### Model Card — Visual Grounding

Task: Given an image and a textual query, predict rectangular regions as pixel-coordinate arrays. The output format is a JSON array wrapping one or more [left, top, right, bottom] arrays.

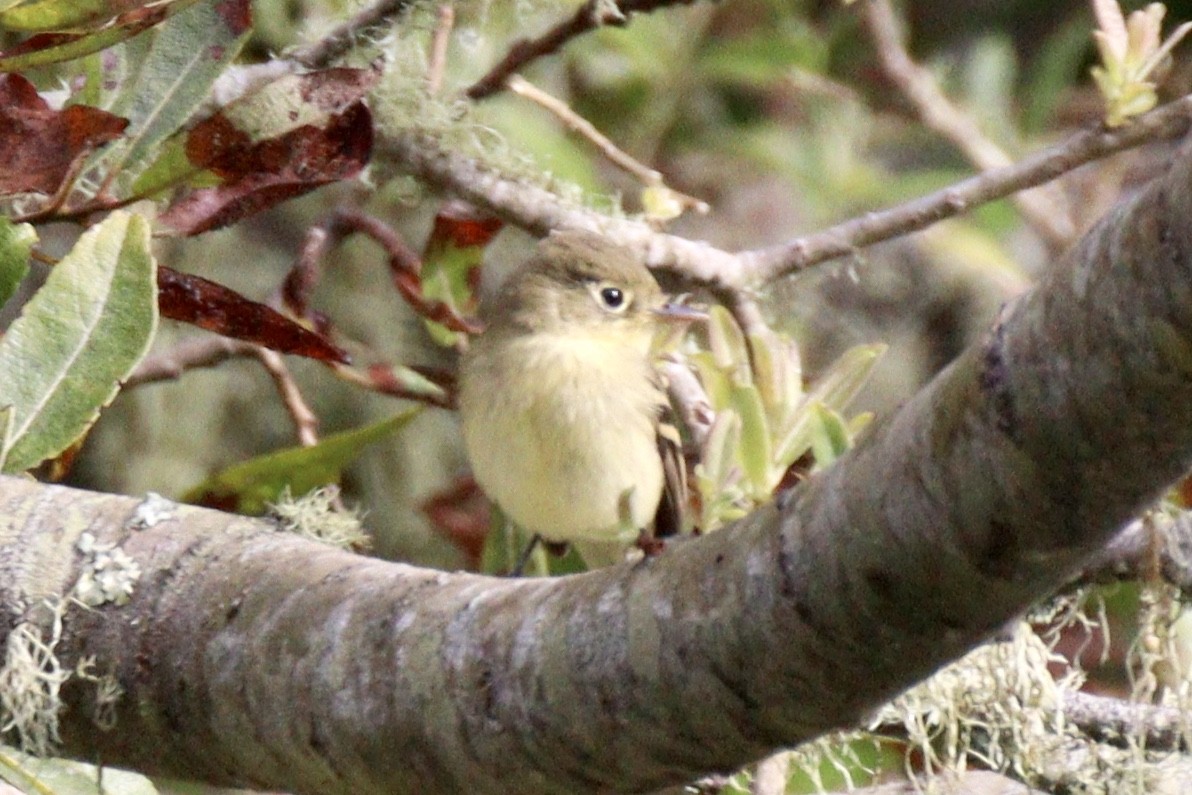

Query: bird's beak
[[653, 303, 707, 324]]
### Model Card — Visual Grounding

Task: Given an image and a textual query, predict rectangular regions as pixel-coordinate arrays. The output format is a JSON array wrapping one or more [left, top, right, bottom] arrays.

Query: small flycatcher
[[458, 230, 696, 568]]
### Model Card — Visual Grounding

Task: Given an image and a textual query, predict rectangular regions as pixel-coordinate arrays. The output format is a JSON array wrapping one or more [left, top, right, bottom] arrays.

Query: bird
[[457, 230, 699, 569]]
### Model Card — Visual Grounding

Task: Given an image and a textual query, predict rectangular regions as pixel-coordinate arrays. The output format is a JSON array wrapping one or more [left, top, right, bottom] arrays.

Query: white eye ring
[[590, 282, 631, 313]]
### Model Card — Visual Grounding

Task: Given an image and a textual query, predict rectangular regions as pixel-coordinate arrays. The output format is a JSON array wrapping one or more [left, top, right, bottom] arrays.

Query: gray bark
[[6, 141, 1192, 794]]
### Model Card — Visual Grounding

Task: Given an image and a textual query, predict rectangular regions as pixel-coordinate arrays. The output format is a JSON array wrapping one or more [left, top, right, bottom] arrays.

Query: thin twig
[[862, 0, 1074, 249], [124, 337, 253, 388], [1068, 511, 1192, 591], [332, 362, 454, 409], [746, 93, 1192, 285], [1061, 690, 1192, 752], [660, 356, 714, 450], [507, 74, 708, 216], [251, 347, 320, 446], [327, 209, 483, 335], [465, 0, 701, 100], [380, 94, 1192, 289], [278, 224, 332, 322], [290, 0, 413, 69], [426, 5, 455, 95]]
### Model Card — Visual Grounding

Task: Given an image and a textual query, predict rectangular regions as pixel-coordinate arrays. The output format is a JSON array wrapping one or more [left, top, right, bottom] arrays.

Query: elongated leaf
[[705, 303, 750, 374], [808, 403, 853, 470], [729, 381, 773, 496], [156, 267, 350, 363], [775, 343, 885, 466], [131, 64, 379, 199], [184, 408, 421, 514], [0, 218, 35, 307], [74, 30, 152, 110], [0, 0, 161, 32], [748, 330, 803, 426], [687, 349, 734, 409], [0, 407, 12, 471], [0, 212, 158, 473], [0, 4, 176, 70], [158, 101, 373, 235], [102, 0, 251, 181], [0, 744, 159, 795]]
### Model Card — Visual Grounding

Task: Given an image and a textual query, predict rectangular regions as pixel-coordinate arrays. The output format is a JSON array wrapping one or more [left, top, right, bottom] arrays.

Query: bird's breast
[[459, 331, 665, 540]]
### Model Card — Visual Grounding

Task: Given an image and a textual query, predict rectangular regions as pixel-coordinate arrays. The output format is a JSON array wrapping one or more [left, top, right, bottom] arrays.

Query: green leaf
[[688, 350, 734, 410], [0, 407, 12, 472], [0, 0, 159, 32], [729, 381, 773, 497], [100, 0, 251, 183], [0, 1, 199, 70], [705, 304, 750, 375], [747, 330, 802, 426], [0, 744, 159, 795], [700, 409, 741, 490], [0, 211, 157, 473], [419, 209, 501, 347], [808, 403, 852, 470], [774, 343, 885, 467], [0, 217, 35, 308], [182, 408, 421, 514], [73, 32, 151, 110]]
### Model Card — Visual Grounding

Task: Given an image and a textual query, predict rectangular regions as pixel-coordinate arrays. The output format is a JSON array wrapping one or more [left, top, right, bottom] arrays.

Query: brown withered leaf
[[158, 101, 373, 235], [0, 73, 128, 197], [428, 203, 505, 250], [421, 476, 493, 569], [157, 266, 350, 363]]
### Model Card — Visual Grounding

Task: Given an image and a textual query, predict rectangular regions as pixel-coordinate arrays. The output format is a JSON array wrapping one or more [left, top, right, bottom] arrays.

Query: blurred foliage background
[[66, 0, 1190, 571], [0, 0, 1188, 791]]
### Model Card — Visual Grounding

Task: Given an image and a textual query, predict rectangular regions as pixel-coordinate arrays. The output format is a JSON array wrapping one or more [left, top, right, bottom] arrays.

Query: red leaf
[[428, 203, 504, 249], [214, 0, 252, 33], [157, 267, 350, 363], [421, 477, 492, 568], [159, 101, 373, 234], [0, 73, 128, 196]]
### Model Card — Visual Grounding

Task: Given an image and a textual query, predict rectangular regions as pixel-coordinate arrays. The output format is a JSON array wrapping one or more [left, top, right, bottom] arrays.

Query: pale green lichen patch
[[74, 657, 123, 731], [269, 486, 369, 551], [125, 492, 175, 531], [0, 601, 68, 755], [73, 532, 141, 608]]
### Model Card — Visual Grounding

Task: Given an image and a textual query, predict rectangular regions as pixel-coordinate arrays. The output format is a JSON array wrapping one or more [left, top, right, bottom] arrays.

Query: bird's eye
[[600, 286, 625, 309], [588, 281, 632, 313]]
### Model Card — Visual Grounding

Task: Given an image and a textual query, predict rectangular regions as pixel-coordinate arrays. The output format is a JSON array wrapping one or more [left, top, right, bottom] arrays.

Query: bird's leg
[[511, 533, 544, 577], [617, 487, 664, 557], [635, 528, 666, 557]]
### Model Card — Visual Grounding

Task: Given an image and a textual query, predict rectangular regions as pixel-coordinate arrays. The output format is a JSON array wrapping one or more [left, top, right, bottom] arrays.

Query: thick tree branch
[[6, 138, 1192, 793]]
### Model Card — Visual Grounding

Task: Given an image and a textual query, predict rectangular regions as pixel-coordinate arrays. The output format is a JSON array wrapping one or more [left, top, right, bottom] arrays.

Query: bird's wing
[[654, 403, 687, 539]]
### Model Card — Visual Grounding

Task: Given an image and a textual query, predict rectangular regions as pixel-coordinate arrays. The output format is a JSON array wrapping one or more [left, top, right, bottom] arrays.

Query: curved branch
[[7, 137, 1192, 793]]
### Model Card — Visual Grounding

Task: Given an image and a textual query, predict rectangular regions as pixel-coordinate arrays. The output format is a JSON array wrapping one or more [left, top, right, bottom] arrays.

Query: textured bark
[[5, 146, 1192, 793]]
